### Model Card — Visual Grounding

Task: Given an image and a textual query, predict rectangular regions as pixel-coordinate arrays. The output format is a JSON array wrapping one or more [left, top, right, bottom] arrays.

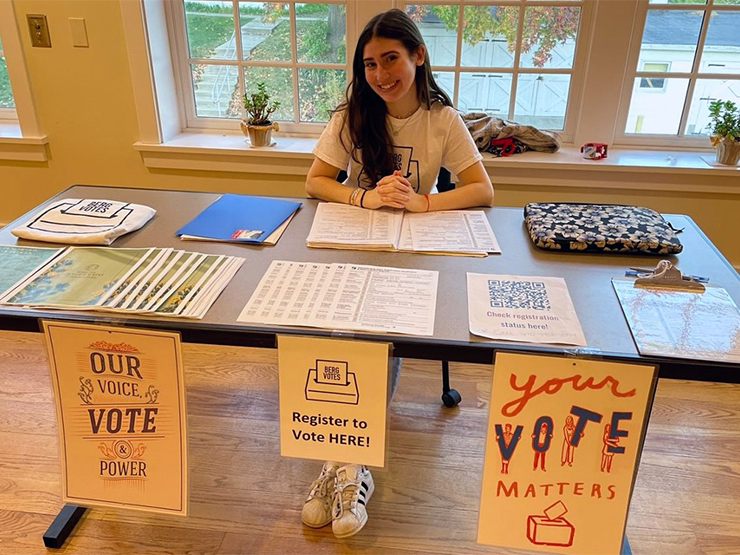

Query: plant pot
[[715, 138, 740, 166], [240, 121, 279, 147]]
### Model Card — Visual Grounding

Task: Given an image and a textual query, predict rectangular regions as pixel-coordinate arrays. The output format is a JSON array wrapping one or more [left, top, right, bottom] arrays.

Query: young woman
[[301, 9, 494, 539], [306, 9, 494, 212]]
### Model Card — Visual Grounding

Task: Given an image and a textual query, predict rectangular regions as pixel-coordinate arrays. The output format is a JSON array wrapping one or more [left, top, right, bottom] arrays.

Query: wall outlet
[[27, 14, 51, 48]]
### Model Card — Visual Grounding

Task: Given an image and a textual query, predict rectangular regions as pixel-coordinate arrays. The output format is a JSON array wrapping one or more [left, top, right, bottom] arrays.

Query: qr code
[[488, 280, 551, 310]]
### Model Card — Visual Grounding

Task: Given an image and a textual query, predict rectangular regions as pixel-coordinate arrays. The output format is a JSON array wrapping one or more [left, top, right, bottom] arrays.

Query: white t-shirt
[[313, 103, 483, 195], [11, 198, 156, 245]]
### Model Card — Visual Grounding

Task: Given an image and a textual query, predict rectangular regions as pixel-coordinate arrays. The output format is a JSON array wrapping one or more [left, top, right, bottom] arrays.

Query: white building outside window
[[620, 0, 740, 143], [400, 1, 588, 138]]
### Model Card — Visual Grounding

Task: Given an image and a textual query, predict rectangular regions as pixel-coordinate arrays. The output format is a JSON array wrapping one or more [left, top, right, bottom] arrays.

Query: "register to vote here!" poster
[[478, 352, 656, 554], [277, 335, 390, 467]]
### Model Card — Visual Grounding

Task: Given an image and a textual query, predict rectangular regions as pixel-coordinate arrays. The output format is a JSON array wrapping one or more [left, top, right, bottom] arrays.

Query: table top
[[1, 184, 739, 382]]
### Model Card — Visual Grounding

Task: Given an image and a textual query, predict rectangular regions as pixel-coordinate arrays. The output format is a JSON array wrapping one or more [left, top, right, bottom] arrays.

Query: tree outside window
[[0, 31, 17, 110], [183, 1, 346, 125]]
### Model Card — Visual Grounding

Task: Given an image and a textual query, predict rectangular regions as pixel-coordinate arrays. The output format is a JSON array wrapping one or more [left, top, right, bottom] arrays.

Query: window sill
[[134, 132, 315, 175], [134, 131, 740, 194], [0, 123, 49, 162]]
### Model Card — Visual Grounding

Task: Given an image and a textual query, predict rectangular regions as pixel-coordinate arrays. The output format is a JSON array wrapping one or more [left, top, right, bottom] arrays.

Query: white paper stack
[[238, 260, 439, 336]]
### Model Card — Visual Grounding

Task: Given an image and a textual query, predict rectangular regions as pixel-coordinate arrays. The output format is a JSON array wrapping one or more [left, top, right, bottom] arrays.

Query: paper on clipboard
[[612, 278, 740, 363]]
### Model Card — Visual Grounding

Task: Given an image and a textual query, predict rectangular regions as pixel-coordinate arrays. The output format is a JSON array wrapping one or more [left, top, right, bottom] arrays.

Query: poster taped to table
[[478, 352, 656, 554], [278, 335, 391, 467], [43, 321, 188, 515]]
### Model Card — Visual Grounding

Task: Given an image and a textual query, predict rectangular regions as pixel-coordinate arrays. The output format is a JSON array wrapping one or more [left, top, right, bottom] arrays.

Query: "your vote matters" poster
[[478, 352, 656, 554], [43, 321, 188, 515]]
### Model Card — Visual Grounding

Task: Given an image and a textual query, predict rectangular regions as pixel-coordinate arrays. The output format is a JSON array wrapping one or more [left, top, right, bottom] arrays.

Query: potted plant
[[708, 100, 740, 166], [241, 82, 281, 147]]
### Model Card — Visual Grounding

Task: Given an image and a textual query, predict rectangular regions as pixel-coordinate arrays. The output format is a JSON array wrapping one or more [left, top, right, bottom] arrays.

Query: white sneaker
[[301, 461, 340, 528], [332, 464, 375, 538]]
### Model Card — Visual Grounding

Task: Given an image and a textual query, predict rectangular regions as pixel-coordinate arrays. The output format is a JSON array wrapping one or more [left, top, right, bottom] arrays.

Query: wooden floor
[[0, 331, 739, 555]]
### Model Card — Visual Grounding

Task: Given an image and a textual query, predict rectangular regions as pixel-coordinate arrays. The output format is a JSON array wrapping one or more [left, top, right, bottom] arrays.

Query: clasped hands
[[362, 171, 427, 212]]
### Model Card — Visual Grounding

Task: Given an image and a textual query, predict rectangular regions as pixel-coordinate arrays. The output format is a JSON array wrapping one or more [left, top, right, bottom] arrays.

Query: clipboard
[[612, 261, 740, 364]]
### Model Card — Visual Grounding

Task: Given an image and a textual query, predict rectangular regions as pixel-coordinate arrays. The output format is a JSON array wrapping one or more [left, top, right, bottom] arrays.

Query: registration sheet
[[467, 273, 587, 346], [613, 278, 740, 363], [406, 211, 501, 255], [238, 260, 438, 336], [306, 203, 404, 249]]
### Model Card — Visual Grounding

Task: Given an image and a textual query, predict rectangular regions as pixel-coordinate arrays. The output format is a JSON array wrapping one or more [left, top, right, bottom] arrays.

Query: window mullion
[[169, 0, 197, 130], [677, 5, 711, 137], [233, 1, 245, 121], [453, 1, 464, 107], [290, 2, 300, 124], [508, 1, 527, 120]]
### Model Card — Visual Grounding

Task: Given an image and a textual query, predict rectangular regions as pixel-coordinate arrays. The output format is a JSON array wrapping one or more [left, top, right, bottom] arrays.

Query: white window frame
[[0, 0, 47, 161], [615, 0, 740, 148], [397, 0, 595, 144], [165, 0, 355, 135]]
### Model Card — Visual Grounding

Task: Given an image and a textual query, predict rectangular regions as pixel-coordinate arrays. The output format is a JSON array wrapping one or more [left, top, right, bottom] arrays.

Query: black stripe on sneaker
[[358, 499, 366, 506], [361, 482, 368, 491], [359, 490, 366, 498]]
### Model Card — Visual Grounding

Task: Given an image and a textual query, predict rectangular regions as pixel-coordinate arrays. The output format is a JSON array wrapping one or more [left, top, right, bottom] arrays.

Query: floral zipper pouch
[[524, 203, 683, 255]]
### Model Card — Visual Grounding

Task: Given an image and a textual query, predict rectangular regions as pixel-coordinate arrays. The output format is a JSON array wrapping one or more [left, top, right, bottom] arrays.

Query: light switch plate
[[69, 17, 88, 47], [27, 14, 51, 48]]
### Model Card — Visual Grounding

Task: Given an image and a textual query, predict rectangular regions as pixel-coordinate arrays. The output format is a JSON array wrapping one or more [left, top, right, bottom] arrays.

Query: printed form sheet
[[406, 211, 501, 254], [238, 260, 438, 336], [613, 278, 740, 363], [306, 203, 404, 247]]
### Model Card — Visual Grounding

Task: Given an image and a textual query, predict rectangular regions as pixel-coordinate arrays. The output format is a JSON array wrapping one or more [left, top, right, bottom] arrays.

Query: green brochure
[[5, 247, 151, 308], [0, 246, 65, 297], [155, 255, 224, 314]]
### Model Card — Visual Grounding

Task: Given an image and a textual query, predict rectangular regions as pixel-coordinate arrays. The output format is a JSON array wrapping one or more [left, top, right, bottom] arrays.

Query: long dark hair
[[336, 9, 452, 188]]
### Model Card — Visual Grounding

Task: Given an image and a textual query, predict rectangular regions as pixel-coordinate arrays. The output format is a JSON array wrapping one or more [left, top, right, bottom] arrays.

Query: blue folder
[[176, 194, 301, 244]]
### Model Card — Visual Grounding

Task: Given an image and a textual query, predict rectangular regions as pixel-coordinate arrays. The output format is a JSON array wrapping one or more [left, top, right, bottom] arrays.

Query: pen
[[625, 269, 710, 283]]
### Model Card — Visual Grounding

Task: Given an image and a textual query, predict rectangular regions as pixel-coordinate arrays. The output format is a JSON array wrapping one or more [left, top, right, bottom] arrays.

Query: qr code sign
[[488, 280, 551, 310]]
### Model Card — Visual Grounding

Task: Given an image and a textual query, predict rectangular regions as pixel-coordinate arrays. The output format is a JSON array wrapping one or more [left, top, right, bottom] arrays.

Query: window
[[622, 0, 740, 141], [0, 28, 17, 120], [400, 1, 589, 135], [169, 1, 349, 132], [639, 62, 669, 90]]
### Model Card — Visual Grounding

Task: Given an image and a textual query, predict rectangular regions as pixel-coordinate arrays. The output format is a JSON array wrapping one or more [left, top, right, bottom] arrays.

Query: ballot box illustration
[[526, 501, 575, 547], [305, 360, 359, 405]]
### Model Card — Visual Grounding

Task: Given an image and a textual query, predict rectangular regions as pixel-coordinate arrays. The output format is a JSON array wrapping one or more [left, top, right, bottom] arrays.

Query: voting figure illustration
[[305, 360, 360, 405], [560, 415, 584, 467], [601, 423, 620, 473], [495, 423, 520, 474], [532, 417, 553, 471]]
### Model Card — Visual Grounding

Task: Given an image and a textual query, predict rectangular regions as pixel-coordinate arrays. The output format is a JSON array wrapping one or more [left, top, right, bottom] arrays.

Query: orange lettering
[[502, 373, 636, 417]]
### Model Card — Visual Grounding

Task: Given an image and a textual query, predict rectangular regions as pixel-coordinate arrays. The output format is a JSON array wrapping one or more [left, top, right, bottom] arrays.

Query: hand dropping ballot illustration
[[478, 352, 656, 554]]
